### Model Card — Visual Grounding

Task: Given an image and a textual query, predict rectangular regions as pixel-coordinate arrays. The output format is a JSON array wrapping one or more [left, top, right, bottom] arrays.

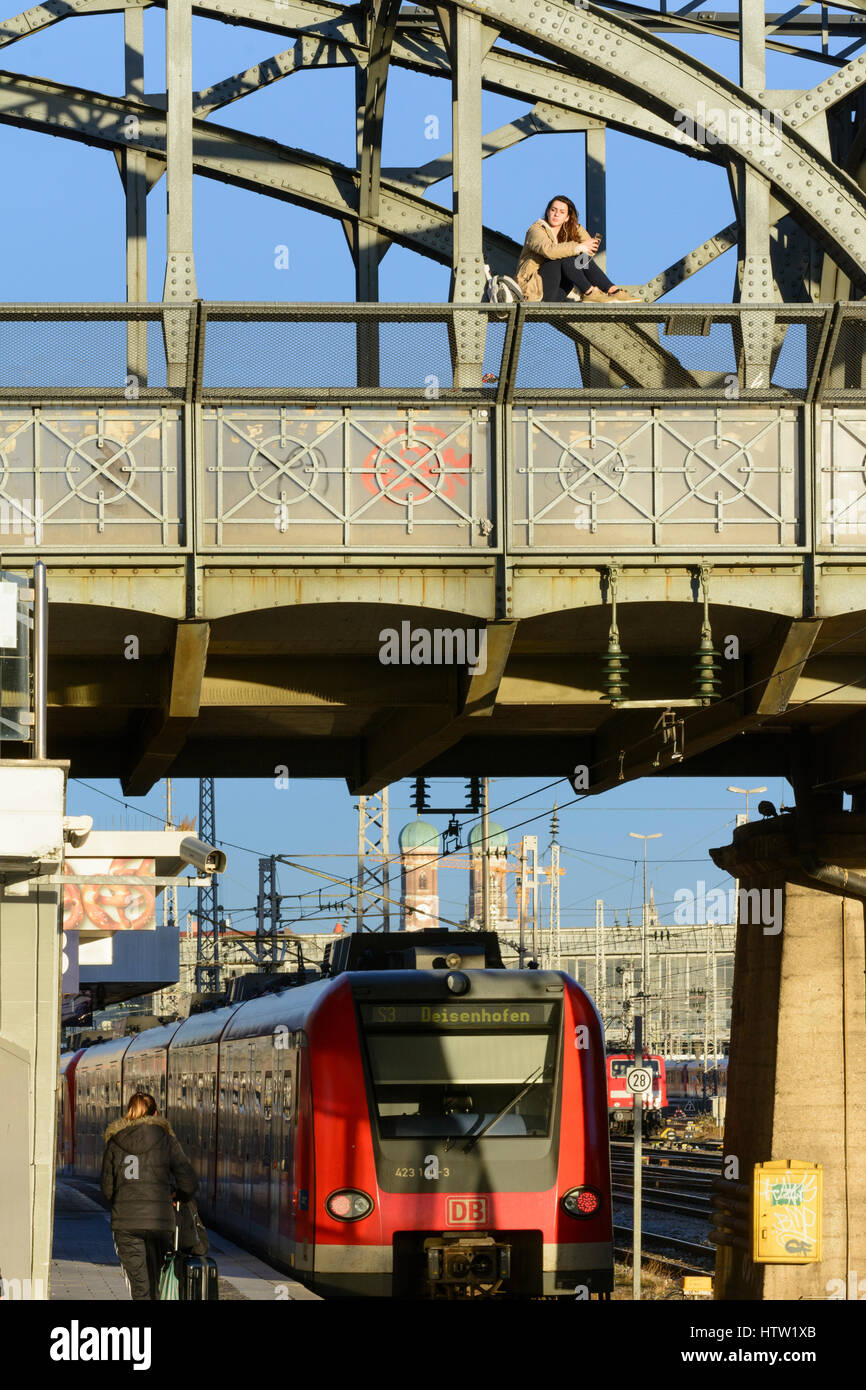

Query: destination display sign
[[361, 1002, 556, 1028]]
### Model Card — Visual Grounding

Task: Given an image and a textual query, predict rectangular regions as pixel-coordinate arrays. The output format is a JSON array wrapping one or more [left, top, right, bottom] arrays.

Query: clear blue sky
[[0, 4, 840, 928]]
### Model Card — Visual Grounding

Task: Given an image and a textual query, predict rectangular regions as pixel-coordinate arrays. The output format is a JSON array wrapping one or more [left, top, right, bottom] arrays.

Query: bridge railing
[[0, 303, 861, 555], [0, 302, 861, 403]]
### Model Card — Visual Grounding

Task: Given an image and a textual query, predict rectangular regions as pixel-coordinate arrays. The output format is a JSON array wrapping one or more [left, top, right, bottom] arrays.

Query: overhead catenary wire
[[70, 634, 866, 926]]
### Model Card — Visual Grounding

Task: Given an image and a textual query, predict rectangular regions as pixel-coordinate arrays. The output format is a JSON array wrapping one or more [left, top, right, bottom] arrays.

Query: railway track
[[610, 1149, 718, 1219], [613, 1225, 715, 1278], [612, 1185, 712, 1218], [610, 1140, 724, 1171]]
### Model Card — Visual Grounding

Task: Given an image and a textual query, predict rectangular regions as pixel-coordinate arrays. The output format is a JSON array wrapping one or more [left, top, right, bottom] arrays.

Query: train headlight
[[326, 1189, 374, 1222], [561, 1186, 603, 1219], [446, 971, 470, 995]]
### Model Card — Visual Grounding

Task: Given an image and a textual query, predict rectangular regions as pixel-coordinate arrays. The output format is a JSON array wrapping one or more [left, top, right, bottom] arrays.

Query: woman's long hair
[[544, 194, 581, 244], [126, 1092, 157, 1120]]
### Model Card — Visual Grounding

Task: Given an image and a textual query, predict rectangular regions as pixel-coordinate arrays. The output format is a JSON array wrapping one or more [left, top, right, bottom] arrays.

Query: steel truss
[[0, 1, 864, 392]]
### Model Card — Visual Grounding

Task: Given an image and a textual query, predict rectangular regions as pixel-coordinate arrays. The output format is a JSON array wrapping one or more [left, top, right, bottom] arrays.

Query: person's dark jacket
[[100, 1115, 197, 1232]]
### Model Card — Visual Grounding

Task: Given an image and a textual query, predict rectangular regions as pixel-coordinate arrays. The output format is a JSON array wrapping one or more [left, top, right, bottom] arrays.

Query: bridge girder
[[1, 0, 866, 304]]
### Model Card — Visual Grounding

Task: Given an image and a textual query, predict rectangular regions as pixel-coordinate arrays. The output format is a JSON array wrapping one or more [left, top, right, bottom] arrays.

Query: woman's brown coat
[[514, 218, 591, 302]]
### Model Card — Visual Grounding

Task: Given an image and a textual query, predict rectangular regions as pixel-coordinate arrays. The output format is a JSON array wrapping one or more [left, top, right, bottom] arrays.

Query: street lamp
[[629, 831, 662, 1047], [727, 785, 767, 825]]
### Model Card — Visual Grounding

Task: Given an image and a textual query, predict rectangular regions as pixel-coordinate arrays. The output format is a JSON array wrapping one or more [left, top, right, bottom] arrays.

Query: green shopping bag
[[159, 1253, 180, 1301]]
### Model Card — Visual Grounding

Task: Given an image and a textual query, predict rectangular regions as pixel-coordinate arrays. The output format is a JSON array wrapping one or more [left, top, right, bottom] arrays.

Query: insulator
[[465, 776, 481, 812], [601, 642, 629, 702], [411, 776, 429, 812], [692, 633, 722, 702]]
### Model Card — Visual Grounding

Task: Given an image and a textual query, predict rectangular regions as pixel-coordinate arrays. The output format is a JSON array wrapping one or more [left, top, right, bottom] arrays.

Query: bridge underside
[[0, 301, 859, 800], [40, 577, 866, 797]]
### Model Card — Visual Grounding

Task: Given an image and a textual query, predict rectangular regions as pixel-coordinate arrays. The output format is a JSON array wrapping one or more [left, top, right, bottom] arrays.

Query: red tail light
[[561, 1186, 602, 1219]]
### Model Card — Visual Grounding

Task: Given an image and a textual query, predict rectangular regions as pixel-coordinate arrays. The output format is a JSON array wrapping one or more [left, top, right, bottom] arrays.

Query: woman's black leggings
[[540, 256, 615, 301]]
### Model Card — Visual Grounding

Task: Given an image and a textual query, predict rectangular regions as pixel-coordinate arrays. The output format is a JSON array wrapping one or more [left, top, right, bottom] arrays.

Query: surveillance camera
[[179, 836, 227, 874]]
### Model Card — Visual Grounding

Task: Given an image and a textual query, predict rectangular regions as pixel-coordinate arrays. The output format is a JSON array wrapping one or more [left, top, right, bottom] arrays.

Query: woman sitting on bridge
[[514, 195, 638, 303]]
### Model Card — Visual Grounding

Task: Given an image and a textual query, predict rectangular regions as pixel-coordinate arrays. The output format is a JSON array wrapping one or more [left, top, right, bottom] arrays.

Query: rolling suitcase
[[180, 1253, 219, 1301], [161, 1204, 219, 1300]]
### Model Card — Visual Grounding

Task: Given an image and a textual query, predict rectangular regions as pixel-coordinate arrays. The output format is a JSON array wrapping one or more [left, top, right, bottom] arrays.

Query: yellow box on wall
[[753, 1160, 822, 1263]]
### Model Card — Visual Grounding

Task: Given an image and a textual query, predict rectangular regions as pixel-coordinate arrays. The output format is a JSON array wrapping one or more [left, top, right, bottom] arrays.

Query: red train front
[[301, 944, 613, 1296], [62, 931, 613, 1299], [606, 1052, 667, 1133]]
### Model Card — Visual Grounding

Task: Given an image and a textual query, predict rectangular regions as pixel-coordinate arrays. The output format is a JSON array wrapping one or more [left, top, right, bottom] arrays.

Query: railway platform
[[50, 1181, 320, 1302]]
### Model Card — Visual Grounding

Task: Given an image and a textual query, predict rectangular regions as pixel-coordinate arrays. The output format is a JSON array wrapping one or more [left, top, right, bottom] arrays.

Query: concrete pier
[[710, 812, 866, 1299]]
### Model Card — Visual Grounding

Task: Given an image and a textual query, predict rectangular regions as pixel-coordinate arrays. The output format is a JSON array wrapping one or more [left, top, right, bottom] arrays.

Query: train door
[[240, 1067, 249, 1222], [238, 1069, 249, 1231], [264, 1060, 279, 1257], [215, 1062, 229, 1210], [281, 1048, 299, 1255], [228, 1067, 242, 1216]]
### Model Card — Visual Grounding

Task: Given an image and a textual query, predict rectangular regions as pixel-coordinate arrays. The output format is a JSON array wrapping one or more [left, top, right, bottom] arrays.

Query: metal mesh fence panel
[[200, 309, 507, 396], [512, 308, 824, 397], [0, 314, 173, 394], [823, 307, 866, 401]]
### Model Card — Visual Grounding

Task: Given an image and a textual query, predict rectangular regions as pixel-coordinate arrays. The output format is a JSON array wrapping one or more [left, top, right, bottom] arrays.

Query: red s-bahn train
[[59, 932, 614, 1299]]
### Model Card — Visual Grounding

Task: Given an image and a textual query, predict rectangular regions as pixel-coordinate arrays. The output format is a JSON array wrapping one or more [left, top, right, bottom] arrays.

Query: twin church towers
[[398, 819, 510, 931]]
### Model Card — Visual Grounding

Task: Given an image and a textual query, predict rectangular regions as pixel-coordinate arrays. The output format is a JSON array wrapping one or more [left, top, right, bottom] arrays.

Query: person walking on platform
[[514, 194, 638, 303], [101, 1091, 198, 1300]]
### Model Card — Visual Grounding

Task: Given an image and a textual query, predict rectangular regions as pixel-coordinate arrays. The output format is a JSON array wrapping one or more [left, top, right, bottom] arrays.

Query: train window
[[361, 1004, 560, 1140], [610, 1058, 661, 1077]]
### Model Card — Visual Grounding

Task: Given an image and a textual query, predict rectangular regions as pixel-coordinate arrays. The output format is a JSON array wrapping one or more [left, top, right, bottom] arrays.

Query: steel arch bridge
[[1, 2, 866, 808], [1, 0, 865, 316]]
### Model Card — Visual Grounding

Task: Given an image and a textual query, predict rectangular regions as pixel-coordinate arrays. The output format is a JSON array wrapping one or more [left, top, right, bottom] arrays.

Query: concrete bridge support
[[710, 813, 866, 1300], [0, 761, 67, 1300]]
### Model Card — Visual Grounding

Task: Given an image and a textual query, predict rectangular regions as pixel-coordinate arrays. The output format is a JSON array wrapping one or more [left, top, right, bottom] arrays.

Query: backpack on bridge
[[483, 265, 525, 306]]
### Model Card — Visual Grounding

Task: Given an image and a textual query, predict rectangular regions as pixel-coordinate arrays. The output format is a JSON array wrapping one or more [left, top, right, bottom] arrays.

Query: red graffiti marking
[[362, 426, 470, 501]]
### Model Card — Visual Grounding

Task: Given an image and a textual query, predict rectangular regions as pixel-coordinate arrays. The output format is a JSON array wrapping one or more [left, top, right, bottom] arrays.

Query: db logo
[[446, 1197, 488, 1226]]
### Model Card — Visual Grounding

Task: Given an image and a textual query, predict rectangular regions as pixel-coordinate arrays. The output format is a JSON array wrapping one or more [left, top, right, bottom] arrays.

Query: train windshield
[[609, 1058, 661, 1077], [359, 1001, 559, 1140]]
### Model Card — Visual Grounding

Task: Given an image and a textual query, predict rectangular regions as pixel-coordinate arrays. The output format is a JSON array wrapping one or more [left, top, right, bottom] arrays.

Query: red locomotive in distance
[[606, 1052, 667, 1134], [60, 932, 614, 1299]]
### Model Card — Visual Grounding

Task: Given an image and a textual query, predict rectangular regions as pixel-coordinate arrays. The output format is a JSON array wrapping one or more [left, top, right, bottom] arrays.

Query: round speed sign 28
[[626, 1066, 653, 1095]]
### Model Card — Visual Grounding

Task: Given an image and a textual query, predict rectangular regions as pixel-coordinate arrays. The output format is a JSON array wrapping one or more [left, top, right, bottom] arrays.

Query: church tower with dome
[[398, 819, 440, 930]]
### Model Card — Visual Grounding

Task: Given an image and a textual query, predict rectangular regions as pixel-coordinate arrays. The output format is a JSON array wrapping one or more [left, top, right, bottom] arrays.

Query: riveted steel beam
[[195, 37, 358, 117], [6, 0, 865, 312], [162, 0, 197, 394], [123, 4, 148, 386], [451, 0, 866, 288]]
